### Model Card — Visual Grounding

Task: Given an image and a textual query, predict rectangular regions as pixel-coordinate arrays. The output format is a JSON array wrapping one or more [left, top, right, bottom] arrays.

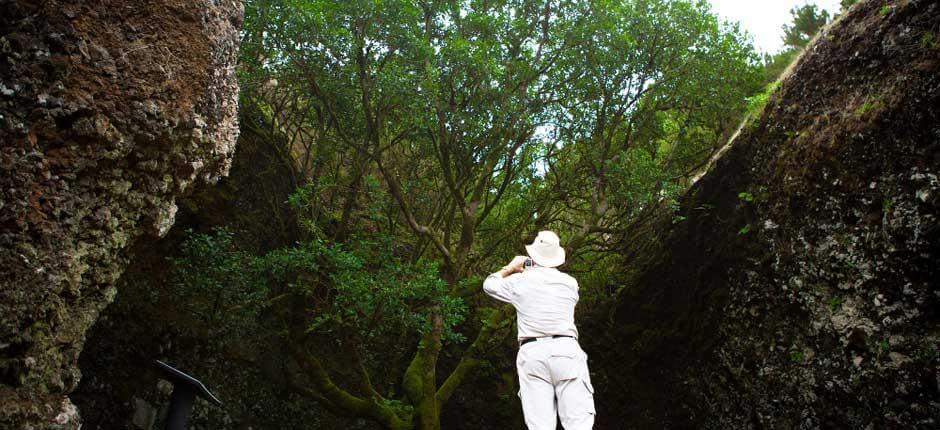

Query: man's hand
[[496, 255, 528, 278]]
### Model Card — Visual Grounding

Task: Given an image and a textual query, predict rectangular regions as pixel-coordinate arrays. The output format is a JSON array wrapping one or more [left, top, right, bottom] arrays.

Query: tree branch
[[435, 304, 514, 408]]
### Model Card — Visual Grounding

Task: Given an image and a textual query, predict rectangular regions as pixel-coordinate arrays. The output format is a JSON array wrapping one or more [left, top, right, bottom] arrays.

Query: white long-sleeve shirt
[[482, 266, 580, 341]]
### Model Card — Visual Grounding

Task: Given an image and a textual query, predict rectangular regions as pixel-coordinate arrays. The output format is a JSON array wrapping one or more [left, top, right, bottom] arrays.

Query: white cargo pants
[[516, 336, 595, 429]]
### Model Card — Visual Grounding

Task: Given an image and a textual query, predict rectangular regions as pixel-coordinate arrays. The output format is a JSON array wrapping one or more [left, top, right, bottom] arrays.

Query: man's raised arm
[[482, 255, 527, 303]]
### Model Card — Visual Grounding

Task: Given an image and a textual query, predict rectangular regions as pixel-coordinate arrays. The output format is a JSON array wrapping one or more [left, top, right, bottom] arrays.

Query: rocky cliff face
[[0, 1, 242, 427], [71, 118, 331, 429], [592, 0, 939, 427]]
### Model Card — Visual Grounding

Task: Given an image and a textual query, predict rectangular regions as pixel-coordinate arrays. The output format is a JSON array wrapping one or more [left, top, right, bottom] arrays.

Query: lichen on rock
[[0, 0, 243, 427]]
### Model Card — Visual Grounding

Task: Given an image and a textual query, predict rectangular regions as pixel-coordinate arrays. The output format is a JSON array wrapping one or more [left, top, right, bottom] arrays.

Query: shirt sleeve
[[482, 272, 520, 304]]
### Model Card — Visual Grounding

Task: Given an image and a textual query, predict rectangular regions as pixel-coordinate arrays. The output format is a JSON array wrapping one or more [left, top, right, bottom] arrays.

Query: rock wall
[[70, 114, 333, 429], [595, 0, 939, 428], [0, 1, 242, 427]]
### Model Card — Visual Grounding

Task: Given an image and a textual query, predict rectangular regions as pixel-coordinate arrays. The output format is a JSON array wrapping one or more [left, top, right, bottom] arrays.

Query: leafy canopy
[[171, 0, 765, 428]]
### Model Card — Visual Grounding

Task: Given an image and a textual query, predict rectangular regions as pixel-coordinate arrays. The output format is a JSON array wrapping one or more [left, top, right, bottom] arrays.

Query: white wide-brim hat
[[525, 230, 566, 268]]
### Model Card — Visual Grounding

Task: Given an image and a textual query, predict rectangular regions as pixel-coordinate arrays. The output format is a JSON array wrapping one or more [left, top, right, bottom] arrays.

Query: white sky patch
[[707, 0, 843, 54]]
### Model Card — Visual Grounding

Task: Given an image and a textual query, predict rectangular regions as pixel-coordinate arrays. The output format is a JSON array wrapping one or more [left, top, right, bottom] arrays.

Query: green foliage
[[761, 49, 799, 83], [854, 98, 883, 118], [921, 32, 937, 49], [828, 296, 843, 312], [876, 338, 890, 357], [856, 101, 874, 116], [738, 191, 754, 203], [170, 227, 469, 349], [783, 4, 831, 50], [761, 3, 831, 83], [737, 223, 752, 235], [840, 0, 859, 11], [233, 0, 766, 426], [863, 335, 891, 359], [378, 398, 415, 424], [262, 235, 467, 344], [790, 349, 806, 363], [746, 81, 781, 117], [168, 228, 266, 339], [879, 4, 891, 16], [541, 0, 763, 241], [883, 198, 894, 213]]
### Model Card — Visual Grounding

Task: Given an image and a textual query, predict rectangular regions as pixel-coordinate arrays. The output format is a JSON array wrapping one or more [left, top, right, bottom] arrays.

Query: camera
[[524, 258, 535, 268]]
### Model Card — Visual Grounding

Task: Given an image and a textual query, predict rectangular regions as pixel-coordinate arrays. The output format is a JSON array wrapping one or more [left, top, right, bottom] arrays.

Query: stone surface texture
[[0, 0, 242, 427], [590, 0, 940, 428]]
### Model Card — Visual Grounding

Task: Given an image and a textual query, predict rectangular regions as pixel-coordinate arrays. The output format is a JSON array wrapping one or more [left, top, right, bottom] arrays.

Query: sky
[[707, 0, 844, 54]]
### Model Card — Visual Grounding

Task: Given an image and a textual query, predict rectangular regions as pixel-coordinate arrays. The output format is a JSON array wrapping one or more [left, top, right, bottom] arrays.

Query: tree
[[762, 3, 832, 83], [537, 0, 761, 263], [196, 0, 764, 428], [782, 4, 831, 50]]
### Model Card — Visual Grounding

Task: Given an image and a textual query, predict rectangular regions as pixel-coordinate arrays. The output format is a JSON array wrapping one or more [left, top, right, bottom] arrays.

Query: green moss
[[877, 338, 890, 357], [921, 31, 938, 49], [882, 198, 894, 213], [743, 81, 782, 130], [828, 296, 843, 312], [402, 354, 425, 404], [746, 81, 781, 116], [854, 97, 884, 118]]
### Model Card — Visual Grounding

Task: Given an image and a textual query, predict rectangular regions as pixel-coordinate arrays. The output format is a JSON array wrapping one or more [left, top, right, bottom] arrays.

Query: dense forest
[[2, 0, 938, 429], [155, 1, 764, 427]]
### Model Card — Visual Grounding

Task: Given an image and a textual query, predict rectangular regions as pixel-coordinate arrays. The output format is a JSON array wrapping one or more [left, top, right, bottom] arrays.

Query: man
[[483, 231, 595, 429]]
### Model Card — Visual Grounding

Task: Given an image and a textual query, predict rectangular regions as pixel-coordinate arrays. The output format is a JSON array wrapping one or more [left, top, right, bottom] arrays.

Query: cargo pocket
[[584, 371, 596, 414], [575, 355, 596, 416], [549, 352, 580, 381], [573, 372, 596, 416], [583, 377, 595, 394]]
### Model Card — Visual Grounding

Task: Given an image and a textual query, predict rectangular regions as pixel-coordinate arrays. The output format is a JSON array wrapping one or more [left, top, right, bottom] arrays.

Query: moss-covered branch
[[436, 304, 515, 409], [400, 304, 446, 430], [344, 330, 383, 400], [292, 348, 410, 430]]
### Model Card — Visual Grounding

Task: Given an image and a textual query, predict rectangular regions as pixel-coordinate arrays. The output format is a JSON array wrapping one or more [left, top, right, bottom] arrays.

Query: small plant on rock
[[828, 296, 843, 312]]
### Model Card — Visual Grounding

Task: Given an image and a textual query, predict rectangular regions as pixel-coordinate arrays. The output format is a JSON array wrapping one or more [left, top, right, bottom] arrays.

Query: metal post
[[165, 385, 196, 430], [155, 360, 222, 430]]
